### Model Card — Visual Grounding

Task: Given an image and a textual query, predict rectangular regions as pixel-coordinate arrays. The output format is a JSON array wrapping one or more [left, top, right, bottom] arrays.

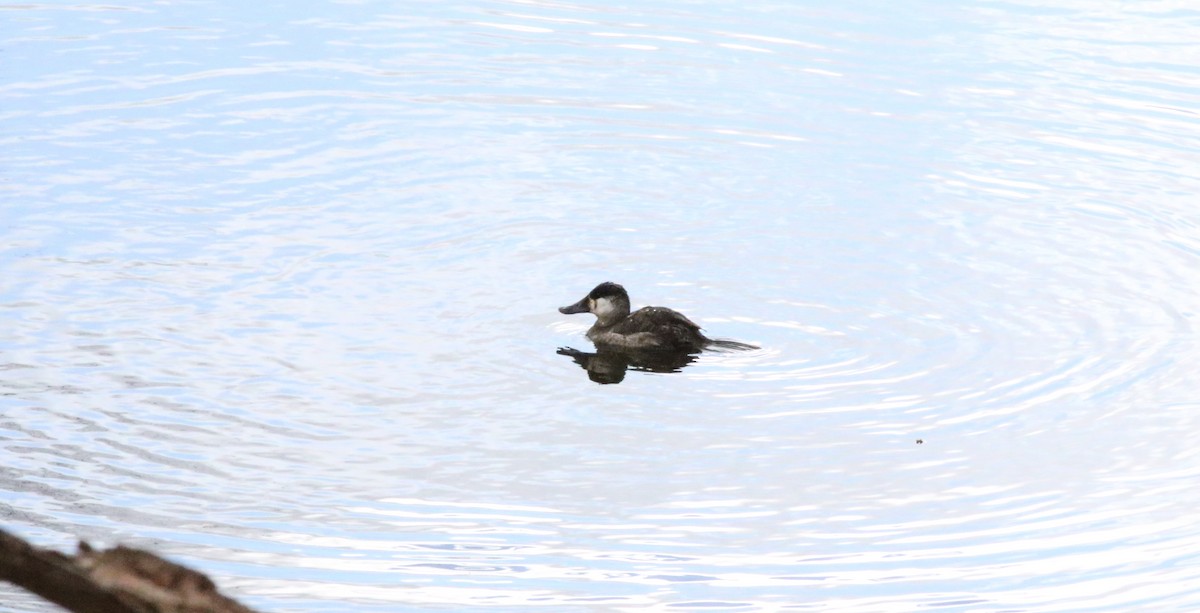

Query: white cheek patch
[[593, 297, 617, 319]]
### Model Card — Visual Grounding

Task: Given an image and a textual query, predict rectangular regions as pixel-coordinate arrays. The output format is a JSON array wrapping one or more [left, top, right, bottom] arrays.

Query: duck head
[[559, 281, 631, 327]]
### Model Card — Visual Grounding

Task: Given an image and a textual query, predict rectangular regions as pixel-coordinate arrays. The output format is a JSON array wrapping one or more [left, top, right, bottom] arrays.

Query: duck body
[[559, 282, 749, 352], [587, 305, 708, 352]]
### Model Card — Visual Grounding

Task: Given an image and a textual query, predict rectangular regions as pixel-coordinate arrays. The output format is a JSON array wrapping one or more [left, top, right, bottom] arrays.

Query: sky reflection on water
[[3, 0, 1200, 611]]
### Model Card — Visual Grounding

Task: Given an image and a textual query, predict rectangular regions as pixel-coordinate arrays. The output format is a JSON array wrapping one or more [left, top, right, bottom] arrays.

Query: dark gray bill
[[558, 297, 590, 314]]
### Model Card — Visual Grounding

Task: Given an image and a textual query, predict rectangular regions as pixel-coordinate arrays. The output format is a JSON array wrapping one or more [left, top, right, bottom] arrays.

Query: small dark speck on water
[[916, 439, 924, 445]]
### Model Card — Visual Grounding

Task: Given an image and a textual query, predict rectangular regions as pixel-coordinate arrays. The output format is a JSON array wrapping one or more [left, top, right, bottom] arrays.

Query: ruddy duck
[[558, 282, 758, 352]]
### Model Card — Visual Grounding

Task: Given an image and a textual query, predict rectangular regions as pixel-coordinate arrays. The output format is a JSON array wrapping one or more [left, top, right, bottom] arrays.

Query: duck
[[558, 282, 757, 352]]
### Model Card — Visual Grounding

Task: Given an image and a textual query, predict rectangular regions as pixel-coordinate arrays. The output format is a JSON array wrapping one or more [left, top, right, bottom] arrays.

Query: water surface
[[3, 1, 1200, 611]]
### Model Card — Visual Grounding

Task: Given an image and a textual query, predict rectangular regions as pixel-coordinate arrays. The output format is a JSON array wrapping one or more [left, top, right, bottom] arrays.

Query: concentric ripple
[[3, 1, 1200, 611]]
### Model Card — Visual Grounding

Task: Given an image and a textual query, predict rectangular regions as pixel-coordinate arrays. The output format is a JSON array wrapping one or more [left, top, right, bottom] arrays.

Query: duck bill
[[558, 296, 590, 314]]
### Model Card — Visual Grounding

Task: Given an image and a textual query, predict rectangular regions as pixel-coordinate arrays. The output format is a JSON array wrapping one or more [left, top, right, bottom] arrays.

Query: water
[[3, 1, 1200, 610]]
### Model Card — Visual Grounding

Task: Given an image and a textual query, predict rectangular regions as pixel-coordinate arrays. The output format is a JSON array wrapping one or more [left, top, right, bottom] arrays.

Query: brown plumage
[[558, 282, 757, 352]]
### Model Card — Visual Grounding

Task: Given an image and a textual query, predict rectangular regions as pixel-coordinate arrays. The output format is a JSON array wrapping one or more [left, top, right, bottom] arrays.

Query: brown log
[[0, 528, 260, 613]]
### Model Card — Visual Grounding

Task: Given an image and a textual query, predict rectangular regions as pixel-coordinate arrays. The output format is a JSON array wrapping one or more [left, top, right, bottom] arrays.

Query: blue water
[[4, 1, 1200, 611]]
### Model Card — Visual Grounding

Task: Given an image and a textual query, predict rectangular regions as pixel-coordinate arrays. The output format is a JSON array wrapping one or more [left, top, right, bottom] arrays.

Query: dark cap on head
[[588, 282, 626, 299]]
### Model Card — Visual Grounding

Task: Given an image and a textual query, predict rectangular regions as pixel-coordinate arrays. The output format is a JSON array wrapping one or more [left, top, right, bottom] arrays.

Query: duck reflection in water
[[557, 282, 758, 384]]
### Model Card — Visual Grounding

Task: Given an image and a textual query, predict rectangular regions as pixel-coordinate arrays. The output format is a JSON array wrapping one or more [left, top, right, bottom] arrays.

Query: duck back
[[591, 306, 707, 351]]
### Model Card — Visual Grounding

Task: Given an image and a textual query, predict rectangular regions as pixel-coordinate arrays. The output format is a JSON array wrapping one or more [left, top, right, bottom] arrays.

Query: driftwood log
[[0, 528, 259, 613]]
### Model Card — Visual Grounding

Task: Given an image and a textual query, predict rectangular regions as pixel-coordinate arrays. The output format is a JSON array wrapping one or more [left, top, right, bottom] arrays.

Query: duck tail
[[706, 338, 759, 351]]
